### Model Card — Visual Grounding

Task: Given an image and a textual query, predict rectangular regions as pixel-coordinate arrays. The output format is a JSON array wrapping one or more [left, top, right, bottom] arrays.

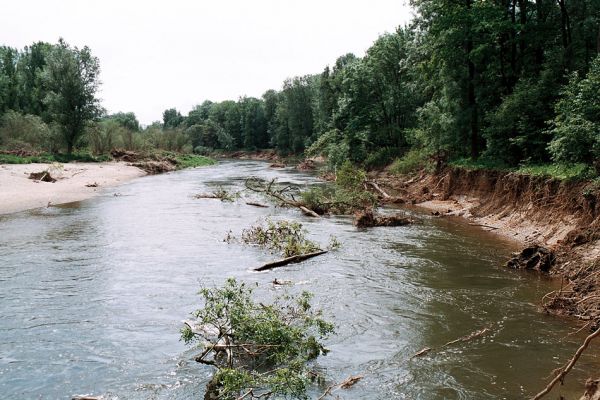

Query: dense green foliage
[[181, 278, 334, 400], [2, 1, 598, 173], [301, 161, 377, 214], [240, 219, 322, 257]]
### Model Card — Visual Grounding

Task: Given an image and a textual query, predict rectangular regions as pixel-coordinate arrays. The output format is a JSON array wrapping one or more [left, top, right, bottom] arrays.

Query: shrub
[[389, 148, 430, 175], [0, 110, 55, 152], [241, 219, 321, 257], [363, 147, 399, 170]]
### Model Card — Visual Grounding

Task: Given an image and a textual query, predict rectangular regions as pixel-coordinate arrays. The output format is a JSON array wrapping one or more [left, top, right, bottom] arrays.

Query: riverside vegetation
[[2, 0, 600, 177], [2, 1, 600, 398]]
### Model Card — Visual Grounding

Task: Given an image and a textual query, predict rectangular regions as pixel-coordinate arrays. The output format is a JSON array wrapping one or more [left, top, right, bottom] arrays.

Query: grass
[[0, 152, 111, 164], [450, 157, 596, 181], [173, 154, 216, 169], [449, 157, 510, 171], [516, 163, 596, 181]]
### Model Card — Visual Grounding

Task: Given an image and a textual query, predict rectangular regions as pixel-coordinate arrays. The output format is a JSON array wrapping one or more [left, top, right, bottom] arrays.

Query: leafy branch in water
[[301, 161, 376, 215], [194, 186, 239, 202], [240, 219, 331, 257], [182, 278, 334, 400]]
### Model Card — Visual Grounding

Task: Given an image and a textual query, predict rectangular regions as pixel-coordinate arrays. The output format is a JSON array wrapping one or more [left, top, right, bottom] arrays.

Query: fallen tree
[[245, 177, 320, 217], [255, 250, 328, 272], [181, 279, 334, 400]]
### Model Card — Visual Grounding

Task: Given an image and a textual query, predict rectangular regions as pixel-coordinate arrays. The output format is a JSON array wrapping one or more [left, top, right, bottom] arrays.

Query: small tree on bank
[[43, 38, 101, 153]]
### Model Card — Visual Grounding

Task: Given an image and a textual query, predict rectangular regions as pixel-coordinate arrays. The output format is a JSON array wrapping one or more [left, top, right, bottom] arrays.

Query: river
[[0, 160, 597, 399]]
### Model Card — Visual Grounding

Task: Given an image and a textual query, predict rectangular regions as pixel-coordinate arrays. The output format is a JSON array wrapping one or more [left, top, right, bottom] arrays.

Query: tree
[[548, 55, 600, 168], [42, 39, 101, 153], [107, 111, 140, 131], [162, 107, 184, 129]]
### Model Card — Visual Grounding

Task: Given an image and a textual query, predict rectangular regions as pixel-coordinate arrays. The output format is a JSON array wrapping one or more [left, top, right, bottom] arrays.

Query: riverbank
[[371, 167, 600, 327], [0, 162, 146, 215]]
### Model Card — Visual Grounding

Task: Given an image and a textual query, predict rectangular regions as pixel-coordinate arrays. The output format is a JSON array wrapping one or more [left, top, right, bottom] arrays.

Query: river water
[[0, 160, 598, 399]]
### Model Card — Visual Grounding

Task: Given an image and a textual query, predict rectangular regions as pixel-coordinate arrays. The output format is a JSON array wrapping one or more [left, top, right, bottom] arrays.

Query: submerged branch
[[532, 327, 600, 400]]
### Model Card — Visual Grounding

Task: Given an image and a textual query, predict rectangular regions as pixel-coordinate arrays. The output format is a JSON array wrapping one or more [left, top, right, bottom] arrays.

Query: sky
[[1, 1, 413, 125]]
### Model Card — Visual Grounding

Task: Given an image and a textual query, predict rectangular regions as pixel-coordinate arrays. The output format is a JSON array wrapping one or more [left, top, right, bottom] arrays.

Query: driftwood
[[318, 375, 364, 399], [469, 223, 499, 230], [506, 245, 556, 273], [254, 250, 327, 272], [246, 201, 269, 208], [72, 396, 102, 400], [245, 178, 320, 217], [366, 181, 404, 204], [532, 327, 600, 400], [28, 171, 56, 182], [580, 378, 600, 400], [411, 327, 491, 359], [354, 209, 414, 228]]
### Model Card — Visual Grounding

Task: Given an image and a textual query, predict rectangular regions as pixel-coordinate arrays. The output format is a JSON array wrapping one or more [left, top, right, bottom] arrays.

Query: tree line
[[1, 0, 599, 173]]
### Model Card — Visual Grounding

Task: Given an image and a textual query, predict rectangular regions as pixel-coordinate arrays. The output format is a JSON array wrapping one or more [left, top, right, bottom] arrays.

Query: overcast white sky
[[2, 1, 413, 125]]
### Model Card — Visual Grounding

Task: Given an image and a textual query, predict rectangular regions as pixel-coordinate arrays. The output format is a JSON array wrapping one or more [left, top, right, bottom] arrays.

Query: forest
[[1, 0, 599, 177]]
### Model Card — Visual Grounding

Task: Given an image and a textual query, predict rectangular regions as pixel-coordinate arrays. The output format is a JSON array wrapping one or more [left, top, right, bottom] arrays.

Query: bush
[[363, 147, 399, 170], [389, 148, 430, 175], [0, 111, 56, 152]]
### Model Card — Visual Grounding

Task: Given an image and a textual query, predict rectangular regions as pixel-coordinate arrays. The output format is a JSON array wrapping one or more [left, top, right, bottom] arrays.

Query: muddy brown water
[[0, 160, 598, 399]]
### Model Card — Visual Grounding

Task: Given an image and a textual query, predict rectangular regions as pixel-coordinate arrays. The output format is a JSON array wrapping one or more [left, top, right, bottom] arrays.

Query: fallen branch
[[532, 327, 600, 400], [340, 375, 363, 388], [246, 202, 269, 208], [254, 250, 327, 272], [469, 223, 499, 230], [245, 178, 320, 217], [411, 326, 491, 359], [366, 181, 404, 204], [318, 375, 364, 399]]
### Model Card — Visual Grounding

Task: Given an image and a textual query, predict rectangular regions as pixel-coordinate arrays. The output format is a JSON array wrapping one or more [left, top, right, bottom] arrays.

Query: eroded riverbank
[[371, 167, 600, 329], [1, 160, 598, 399]]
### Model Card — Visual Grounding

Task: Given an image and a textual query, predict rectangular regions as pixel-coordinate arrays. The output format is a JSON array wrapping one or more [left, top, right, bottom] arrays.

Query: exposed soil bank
[[0, 162, 146, 215], [372, 167, 600, 327]]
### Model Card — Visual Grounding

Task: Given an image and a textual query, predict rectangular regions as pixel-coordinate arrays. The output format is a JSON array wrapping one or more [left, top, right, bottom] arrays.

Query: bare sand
[[0, 162, 146, 215]]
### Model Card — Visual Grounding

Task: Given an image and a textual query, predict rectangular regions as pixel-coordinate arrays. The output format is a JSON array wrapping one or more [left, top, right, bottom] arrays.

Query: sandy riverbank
[[0, 162, 146, 215]]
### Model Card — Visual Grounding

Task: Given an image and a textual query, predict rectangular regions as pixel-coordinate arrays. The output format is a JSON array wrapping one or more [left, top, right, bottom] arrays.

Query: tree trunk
[[517, 0, 527, 64], [466, 0, 479, 159], [557, 0, 572, 64]]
